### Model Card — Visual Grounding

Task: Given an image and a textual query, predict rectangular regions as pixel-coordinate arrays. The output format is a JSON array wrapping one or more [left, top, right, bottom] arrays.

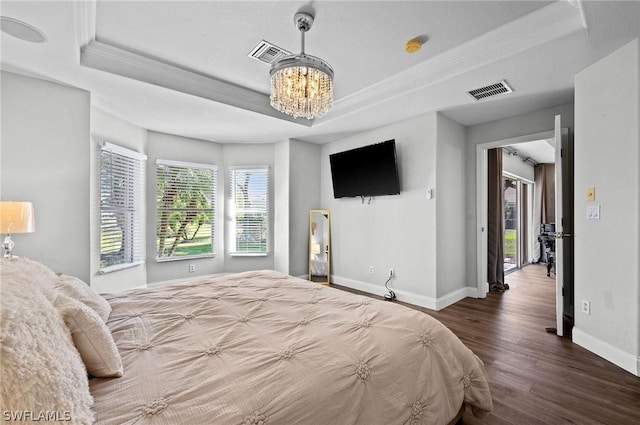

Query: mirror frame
[[308, 209, 330, 285]]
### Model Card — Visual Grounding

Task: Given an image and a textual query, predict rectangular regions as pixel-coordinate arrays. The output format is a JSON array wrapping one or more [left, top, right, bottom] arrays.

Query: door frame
[[476, 127, 570, 336], [475, 130, 554, 298]]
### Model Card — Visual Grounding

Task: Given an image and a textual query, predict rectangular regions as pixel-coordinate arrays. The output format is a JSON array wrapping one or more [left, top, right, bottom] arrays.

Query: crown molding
[[80, 40, 312, 127], [78, 1, 584, 129], [318, 1, 586, 124], [73, 0, 96, 51], [75, 0, 310, 125]]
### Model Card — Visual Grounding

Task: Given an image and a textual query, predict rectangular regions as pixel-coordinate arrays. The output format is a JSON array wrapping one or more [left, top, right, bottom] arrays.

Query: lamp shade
[[0, 201, 36, 233], [311, 243, 321, 255]]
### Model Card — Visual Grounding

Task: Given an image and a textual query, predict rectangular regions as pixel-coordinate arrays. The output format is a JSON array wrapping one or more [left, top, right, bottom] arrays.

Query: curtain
[[532, 164, 556, 262], [543, 164, 556, 221], [487, 148, 507, 291], [532, 165, 545, 262]]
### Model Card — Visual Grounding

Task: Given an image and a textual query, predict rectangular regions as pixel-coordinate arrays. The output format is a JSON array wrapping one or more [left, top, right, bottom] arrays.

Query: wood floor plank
[[332, 264, 640, 425]]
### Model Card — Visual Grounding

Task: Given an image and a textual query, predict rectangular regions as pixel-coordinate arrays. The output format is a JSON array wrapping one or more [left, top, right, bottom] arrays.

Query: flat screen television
[[329, 139, 401, 198]]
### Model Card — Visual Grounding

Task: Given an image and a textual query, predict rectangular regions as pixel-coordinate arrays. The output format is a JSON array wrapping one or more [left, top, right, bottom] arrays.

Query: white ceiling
[[1, 1, 639, 144], [507, 139, 556, 164]]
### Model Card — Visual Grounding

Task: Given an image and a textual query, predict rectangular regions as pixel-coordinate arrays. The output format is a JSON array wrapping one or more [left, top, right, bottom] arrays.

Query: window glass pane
[[156, 163, 216, 260], [231, 167, 268, 254], [503, 176, 518, 273], [99, 143, 145, 271]]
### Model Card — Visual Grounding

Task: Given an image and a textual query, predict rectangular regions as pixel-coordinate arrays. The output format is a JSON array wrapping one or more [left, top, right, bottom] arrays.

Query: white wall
[[503, 151, 534, 181], [0, 73, 312, 288], [0, 71, 91, 281], [223, 143, 275, 273], [146, 131, 225, 283], [321, 113, 440, 306], [90, 108, 148, 293], [289, 139, 321, 277], [435, 113, 468, 299], [273, 140, 290, 274], [271, 138, 321, 278], [573, 39, 639, 376]]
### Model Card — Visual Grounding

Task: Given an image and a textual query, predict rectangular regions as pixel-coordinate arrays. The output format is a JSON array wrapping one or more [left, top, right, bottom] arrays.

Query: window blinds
[[99, 141, 146, 273], [156, 159, 217, 260], [230, 166, 269, 255]]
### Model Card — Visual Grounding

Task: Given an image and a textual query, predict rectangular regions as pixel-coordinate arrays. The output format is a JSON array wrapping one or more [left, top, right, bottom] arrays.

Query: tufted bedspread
[[90, 270, 492, 424]]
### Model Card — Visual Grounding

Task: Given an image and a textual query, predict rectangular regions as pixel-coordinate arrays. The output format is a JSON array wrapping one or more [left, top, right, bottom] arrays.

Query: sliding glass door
[[503, 175, 531, 274], [503, 177, 518, 273]]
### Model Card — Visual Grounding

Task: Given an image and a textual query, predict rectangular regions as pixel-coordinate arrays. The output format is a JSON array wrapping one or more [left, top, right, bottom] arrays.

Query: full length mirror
[[309, 210, 330, 284]]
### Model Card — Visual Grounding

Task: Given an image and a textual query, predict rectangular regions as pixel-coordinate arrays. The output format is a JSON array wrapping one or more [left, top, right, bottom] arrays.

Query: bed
[[1, 258, 492, 425]]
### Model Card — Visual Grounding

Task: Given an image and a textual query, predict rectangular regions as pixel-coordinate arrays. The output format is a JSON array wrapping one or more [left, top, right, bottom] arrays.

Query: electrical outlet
[[388, 268, 394, 278], [581, 299, 590, 315], [368, 266, 374, 274], [189, 264, 196, 273]]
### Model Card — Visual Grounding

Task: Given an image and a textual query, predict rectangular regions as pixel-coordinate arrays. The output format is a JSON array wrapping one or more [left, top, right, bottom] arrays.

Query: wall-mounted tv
[[329, 139, 401, 198]]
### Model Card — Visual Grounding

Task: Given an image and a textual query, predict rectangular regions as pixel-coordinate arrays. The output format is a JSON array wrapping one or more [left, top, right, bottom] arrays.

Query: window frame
[[156, 159, 217, 262], [229, 166, 270, 256], [99, 141, 146, 274]]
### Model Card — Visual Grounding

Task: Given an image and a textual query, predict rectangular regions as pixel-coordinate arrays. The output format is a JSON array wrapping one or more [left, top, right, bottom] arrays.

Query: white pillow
[[1, 256, 58, 300], [0, 259, 95, 424], [56, 274, 112, 322], [56, 294, 123, 378]]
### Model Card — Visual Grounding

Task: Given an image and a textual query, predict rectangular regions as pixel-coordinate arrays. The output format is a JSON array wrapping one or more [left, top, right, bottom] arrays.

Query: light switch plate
[[587, 204, 600, 220]]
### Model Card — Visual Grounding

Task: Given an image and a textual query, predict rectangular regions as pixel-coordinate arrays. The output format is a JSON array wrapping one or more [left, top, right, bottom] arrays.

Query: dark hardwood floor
[[333, 264, 640, 425]]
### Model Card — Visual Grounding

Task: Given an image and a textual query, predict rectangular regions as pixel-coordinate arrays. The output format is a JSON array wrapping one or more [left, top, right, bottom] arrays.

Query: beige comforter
[[90, 270, 492, 424]]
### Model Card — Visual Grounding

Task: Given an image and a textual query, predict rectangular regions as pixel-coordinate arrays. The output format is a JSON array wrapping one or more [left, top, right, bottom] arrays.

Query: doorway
[[476, 122, 574, 336]]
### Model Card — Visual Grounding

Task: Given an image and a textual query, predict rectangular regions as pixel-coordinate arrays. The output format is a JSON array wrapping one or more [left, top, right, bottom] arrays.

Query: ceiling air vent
[[467, 80, 513, 101], [248, 40, 291, 64]]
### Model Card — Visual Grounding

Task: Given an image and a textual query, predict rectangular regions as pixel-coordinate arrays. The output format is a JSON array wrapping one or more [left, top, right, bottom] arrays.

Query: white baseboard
[[436, 286, 479, 310], [572, 327, 640, 377], [331, 275, 476, 311]]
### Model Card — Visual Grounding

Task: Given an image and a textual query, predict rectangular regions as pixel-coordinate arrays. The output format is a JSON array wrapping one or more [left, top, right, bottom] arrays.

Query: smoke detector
[[1, 16, 46, 43]]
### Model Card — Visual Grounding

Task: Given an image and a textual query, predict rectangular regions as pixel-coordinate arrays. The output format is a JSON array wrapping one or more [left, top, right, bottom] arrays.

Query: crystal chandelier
[[270, 11, 334, 120]]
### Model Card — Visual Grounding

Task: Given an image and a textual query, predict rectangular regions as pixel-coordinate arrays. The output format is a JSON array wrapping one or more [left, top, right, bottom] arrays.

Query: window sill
[[230, 252, 268, 257], [156, 254, 216, 263], [99, 261, 144, 274]]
